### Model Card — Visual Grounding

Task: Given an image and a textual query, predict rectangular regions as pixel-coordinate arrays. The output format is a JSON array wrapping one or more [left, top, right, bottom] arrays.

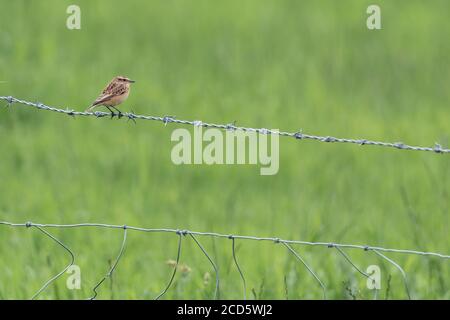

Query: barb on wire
[[1, 96, 449, 154], [189, 233, 220, 300], [155, 231, 183, 300], [230, 236, 247, 300], [373, 250, 411, 300], [89, 226, 128, 300], [29, 224, 75, 300], [282, 242, 326, 299]]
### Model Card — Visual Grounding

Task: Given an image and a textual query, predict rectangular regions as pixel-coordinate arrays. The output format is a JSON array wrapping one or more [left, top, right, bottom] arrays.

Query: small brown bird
[[86, 76, 135, 114]]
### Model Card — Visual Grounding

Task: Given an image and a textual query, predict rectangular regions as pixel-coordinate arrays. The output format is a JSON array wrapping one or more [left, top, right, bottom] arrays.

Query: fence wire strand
[[188, 233, 220, 300], [155, 232, 183, 300], [1, 221, 449, 299], [231, 237, 247, 300], [282, 242, 327, 299], [334, 246, 372, 279], [373, 249, 411, 299], [1, 96, 449, 154], [89, 227, 128, 300], [30, 225, 75, 300]]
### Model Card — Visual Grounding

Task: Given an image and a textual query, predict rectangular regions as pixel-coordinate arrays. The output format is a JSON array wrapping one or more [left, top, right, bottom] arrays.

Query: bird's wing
[[91, 93, 114, 107], [102, 80, 119, 94], [91, 82, 127, 106], [108, 84, 128, 96]]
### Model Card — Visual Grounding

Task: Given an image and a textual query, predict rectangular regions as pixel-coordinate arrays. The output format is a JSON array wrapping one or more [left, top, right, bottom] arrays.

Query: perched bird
[[86, 76, 135, 115]]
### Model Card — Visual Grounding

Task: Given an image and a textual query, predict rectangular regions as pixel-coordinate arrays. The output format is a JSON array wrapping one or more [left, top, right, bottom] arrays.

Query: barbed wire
[[1, 96, 449, 154], [1, 221, 448, 300]]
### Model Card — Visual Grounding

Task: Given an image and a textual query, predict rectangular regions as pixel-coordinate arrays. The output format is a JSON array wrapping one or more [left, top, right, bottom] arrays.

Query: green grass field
[[0, 0, 449, 299]]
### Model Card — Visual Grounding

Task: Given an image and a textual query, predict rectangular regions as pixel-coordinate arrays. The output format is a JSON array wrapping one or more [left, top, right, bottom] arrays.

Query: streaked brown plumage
[[86, 76, 135, 113]]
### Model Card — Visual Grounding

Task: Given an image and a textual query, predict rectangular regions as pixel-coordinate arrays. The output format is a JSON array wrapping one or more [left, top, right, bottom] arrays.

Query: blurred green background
[[0, 0, 449, 299]]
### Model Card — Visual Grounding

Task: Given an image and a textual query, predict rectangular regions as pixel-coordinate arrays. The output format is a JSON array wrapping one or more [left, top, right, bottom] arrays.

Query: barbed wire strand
[[89, 226, 128, 300], [282, 242, 327, 299], [29, 225, 75, 300], [373, 249, 411, 299], [1, 221, 449, 299], [230, 236, 247, 300], [1, 96, 449, 154], [155, 232, 183, 300], [188, 233, 220, 300]]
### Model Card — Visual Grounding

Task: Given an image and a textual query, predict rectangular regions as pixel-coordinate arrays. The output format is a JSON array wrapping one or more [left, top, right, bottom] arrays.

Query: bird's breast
[[109, 90, 130, 106]]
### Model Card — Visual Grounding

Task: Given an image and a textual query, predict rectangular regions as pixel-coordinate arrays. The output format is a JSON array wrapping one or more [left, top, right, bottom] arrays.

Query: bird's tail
[[85, 105, 96, 112]]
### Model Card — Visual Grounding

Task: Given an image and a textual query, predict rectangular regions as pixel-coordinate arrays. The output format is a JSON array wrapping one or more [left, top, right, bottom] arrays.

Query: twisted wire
[[1, 96, 448, 154]]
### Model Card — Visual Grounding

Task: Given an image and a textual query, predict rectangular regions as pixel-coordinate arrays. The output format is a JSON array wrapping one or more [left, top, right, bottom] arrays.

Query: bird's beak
[[128, 79, 136, 83]]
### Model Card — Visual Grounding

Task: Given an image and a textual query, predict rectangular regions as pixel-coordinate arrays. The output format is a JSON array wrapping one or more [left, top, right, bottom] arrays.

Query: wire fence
[[1, 96, 449, 154], [1, 96, 449, 299], [1, 221, 449, 300]]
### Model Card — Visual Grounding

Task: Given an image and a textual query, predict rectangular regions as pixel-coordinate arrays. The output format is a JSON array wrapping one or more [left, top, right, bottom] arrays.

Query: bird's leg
[[111, 106, 123, 119], [105, 106, 116, 119]]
